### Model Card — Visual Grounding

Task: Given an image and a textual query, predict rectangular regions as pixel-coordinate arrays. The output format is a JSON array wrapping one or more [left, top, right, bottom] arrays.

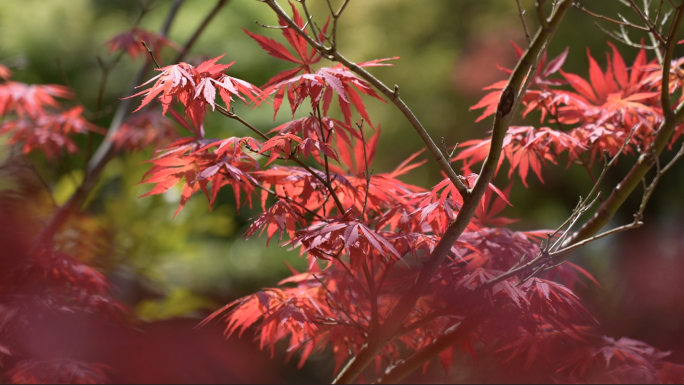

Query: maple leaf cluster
[[128, 54, 261, 129], [1, 1, 674, 382], [0, 72, 102, 158], [121, 4, 684, 382], [461, 43, 669, 186]]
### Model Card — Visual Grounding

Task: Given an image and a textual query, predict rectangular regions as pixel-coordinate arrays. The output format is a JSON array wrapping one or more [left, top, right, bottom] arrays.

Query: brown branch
[[264, 0, 571, 381], [574, 2, 652, 32], [295, 0, 323, 46], [314, 274, 368, 334], [577, 153, 598, 186], [550, 220, 644, 261], [314, 106, 333, 193], [627, 0, 668, 45], [93, 52, 125, 123], [216, 105, 269, 140], [21, 155, 57, 207], [655, 0, 666, 26], [536, 0, 550, 28], [567, 3, 684, 247], [293, 160, 346, 214], [94, 0, 156, 103], [261, 0, 469, 198], [31, 0, 186, 254], [515, 0, 532, 43], [374, 309, 486, 384], [141, 41, 161, 68]]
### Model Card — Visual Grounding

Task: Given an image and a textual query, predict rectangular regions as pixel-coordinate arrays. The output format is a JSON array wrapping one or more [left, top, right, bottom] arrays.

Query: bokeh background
[[1, 0, 684, 382]]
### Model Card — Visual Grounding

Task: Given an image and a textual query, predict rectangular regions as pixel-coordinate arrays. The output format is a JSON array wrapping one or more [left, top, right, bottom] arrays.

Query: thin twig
[[596, 23, 659, 49], [330, 0, 351, 49], [215, 105, 347, 214], [627, 0, 668, 45], [655, 0, 666, 25], [255, 21, 288, 29], [22, 156, 57, 207], [641, 0, 666, 64], [261, 0, 469, 204], [314, 107, 333, 191], [636, 141, 684, 219], [580, 124, 638, 210], [516, 0, 532, 43], [568, 4, 684, 247], [32, 0, 186, 254], [574, 3, 651, 32], [551, 220, 644, 259], [313, 274, 368, 334], [537, 0, 549, 28], [358, 120, 371, 219], [295, 0, 323, 45], [141, 41, 161, 69]]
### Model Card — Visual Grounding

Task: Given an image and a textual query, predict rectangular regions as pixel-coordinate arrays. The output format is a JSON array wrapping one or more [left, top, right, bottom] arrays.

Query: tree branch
[[515, 0, 532, 43], [627, 0, 668, 45], [261, 0, 469, 198], [374, 309, 487, 384], [316, 0, 571, 382], [31, 0, 187, 253], [574, 2, 652, 32], [567, 3, 684, 246]]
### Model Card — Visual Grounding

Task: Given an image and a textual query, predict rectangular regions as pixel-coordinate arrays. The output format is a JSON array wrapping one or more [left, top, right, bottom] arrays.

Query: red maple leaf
[[128, 55, 261, 130], [0, 105, 103, 158], [244, 4, 396, 123], [470, 44, 569, 123], [0, 81, 72, 118]]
